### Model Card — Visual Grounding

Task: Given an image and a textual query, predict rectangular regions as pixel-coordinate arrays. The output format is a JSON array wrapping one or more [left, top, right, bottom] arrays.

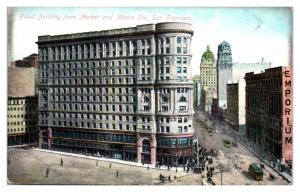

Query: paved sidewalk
[[8, 148, 202, 185], [33, 148, 185, 172]]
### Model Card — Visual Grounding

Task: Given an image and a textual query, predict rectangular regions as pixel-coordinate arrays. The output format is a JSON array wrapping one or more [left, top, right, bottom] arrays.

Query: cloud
[[9, 8, 291, 76]]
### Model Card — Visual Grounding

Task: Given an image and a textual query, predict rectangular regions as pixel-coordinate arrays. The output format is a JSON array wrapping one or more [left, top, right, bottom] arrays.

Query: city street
[[193, 110, 291, 185], [7, 148, 202, 185]]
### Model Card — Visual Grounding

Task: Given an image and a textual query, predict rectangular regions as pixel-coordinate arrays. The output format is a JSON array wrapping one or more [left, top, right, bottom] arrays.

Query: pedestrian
[[46, 167, 49, 178], [116, 170, 119, 177], [176, 168, 178, 173], [168, 175, 171, 181], [60, 158, 63, 166]]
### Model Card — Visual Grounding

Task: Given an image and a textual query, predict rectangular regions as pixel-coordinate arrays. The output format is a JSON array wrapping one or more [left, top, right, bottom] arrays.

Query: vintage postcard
[[6, 7, 293, 186]]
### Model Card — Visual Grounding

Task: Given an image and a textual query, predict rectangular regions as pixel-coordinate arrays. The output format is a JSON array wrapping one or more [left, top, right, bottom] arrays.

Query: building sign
[[282, 66, 293, 162]]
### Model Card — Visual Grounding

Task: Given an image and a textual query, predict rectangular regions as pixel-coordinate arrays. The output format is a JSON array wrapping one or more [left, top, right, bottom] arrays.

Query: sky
[[7, 7, 292, 76]]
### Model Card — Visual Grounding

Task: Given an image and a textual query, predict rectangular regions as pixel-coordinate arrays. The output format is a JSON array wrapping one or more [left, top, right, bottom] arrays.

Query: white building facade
[[37, 22, 194, 166]]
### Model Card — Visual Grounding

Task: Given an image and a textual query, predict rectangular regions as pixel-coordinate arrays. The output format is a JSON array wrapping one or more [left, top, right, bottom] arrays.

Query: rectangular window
[[179, 106, 186, 112], [177, 37, 181, 43], [178, 126, 183, 133], [178, 118, 182, 123], [184, 117, 188, 122], [166, 126, 170, 133], [177, 67, 182, 73], [184, 126, 188, 132], [166, 67, 170, 74], [177, 47, 181, 53], [166, 47, 170, 54]]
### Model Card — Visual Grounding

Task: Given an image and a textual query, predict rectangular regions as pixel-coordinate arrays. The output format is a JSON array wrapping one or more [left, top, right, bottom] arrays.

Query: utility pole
[[196, 137, 199, 167], [221, 168, 223, 185]]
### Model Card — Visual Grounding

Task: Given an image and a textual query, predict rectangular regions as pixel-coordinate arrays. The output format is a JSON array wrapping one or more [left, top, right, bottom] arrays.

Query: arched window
[[162, 96, 168, 103], [179, 96, 187, 102], [144, 96, 150, 102], [142, 140, 150, 153]]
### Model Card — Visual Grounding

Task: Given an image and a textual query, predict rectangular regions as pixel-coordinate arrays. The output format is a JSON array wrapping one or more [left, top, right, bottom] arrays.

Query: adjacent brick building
[[8, 67, 38, 146], [226, 83, 238, 132], [11, 53, 39, 68], [245, 66, 292, 164]]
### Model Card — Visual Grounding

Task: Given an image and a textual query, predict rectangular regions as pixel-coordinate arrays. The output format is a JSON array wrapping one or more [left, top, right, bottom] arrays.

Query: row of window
[[8, 127, 36, 133], [43, 77, 137, 85], [40, 60, 137, 71], [52, 130, 137, 144], [50, 95, 136, 103], [45, 103, 137, 113], [7, 114, 36, 119], [49, 87, 135, 94], [41, 56, 187, 72], [40, 113, 136, 121], [41, 67, 137, 78], [40, 39, 141, 61], [157, 137, 192, 148], [7, 107, 36, 111], [7, 121, 36, 126], [8, 100, 36, 105]]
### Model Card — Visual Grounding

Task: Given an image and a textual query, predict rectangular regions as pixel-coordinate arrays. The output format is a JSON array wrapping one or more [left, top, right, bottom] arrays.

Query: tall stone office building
[[200, 46, 216, 113], [37, 22, 194, 166], [216, 41, 233, 109]]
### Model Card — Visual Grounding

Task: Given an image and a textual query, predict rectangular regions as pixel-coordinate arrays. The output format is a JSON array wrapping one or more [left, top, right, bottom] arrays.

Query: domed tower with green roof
[[199, 45, 217, 113]]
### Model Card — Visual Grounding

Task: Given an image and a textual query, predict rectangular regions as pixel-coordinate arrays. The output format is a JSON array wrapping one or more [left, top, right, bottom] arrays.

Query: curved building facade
[[37, 22, 194, 166]]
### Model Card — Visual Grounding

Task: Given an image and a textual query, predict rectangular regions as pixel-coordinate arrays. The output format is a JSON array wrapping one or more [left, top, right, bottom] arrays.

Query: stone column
[[71, 45, 76, 60], [60, 46, 65, 60], [96, 43, 100, 58], [84, 44, 88, 59], [108, 42, 112, 57], [77, 45, 82, 59], [65, 46, 70, 60], [137, 89, 143, 111], [151, 36, 155, 54], [137, 39, 141, 55], [115, 42, 119, 57], [171, 88, 175, 112], [189, 88, 193, 111], [90, 43, 94, 59], [47, 47, 51, 61], [150, 135, 157, 165], [38, 129, 43, 148], [38, 48, 42, 61], [137, 135, 142, 163], [150, 89, 155, 113], [48, 127, 52, 149]]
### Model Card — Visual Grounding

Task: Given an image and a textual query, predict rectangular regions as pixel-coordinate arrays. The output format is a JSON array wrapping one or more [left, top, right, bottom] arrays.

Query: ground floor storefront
[[39, 127, 195, 166], [8, 133, 38, 146]]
